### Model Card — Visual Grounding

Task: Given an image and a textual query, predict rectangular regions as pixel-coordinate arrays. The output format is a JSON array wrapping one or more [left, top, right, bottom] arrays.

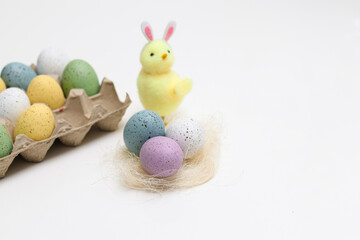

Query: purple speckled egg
[[140, 136, 183, 178]]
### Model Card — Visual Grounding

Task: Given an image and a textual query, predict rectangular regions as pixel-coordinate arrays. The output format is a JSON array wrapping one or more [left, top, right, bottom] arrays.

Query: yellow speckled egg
[[27, 75, 65, 110], [14, 103, 55, 141], [0, 77, 6, 93]]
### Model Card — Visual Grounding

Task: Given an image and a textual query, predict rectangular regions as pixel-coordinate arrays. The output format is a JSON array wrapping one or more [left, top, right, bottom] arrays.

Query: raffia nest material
[[114, 115, 222, 192]]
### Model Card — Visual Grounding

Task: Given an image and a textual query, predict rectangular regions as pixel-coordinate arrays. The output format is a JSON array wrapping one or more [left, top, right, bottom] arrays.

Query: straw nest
[[113, 115, 222, 192]]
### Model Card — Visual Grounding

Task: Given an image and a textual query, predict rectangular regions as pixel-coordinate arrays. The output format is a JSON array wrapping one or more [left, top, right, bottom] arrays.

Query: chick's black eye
[[167, 50, 170, 53], [150, 53, 154, 56]]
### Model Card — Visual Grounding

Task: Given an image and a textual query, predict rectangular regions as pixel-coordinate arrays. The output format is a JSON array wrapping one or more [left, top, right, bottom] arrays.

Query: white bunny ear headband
[[141, 21, 176, 41]]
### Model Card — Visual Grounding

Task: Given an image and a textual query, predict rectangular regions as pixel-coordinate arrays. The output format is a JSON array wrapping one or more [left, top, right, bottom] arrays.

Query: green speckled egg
[[0, 125, 13, 158], [61, 59, 100, 97]]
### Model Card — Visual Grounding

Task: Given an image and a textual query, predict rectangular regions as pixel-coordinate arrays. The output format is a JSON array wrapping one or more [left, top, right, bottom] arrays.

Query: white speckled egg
[[37, 47, 71, 77], [0, 88, 30, 122], [166, 118, 206, 159]]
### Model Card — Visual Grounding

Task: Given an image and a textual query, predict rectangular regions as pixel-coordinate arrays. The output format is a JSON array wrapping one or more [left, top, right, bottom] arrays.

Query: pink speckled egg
[[140, 136, 183, 178]]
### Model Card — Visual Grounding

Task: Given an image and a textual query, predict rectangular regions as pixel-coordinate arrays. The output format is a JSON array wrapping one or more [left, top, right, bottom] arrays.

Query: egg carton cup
[[0, 78, 131, 178]]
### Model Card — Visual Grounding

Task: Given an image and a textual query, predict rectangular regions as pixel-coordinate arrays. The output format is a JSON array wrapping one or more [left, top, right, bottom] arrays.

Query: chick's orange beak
[[162, 53, 168, 60]]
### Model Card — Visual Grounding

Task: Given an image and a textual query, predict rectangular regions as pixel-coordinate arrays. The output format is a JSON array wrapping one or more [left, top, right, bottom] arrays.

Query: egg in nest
[[140, 136, 183, 177], [166, 118, 206, 159], [123, 110, 165, 156]]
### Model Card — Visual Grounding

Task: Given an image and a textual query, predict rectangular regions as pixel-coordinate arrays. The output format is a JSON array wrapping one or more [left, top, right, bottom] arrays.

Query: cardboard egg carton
[[0, 78, 131, 178]]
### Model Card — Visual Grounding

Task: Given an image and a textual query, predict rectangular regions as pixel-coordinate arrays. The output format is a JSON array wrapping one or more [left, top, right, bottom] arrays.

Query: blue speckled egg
[[123, 110, 165, 156], [1, 62, 37, 90]]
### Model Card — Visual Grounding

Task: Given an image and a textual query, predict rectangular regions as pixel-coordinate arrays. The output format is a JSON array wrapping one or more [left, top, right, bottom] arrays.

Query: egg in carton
[[0, 77, 131, 178]]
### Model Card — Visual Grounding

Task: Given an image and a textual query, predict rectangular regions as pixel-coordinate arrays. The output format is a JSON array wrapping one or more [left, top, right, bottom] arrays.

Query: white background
[[0, 0, 360, 239]]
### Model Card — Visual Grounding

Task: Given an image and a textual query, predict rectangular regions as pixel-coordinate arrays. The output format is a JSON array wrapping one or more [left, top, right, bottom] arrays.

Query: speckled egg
[[0, 88, 31, 122], [27, 75, 65, 110], [37, 47, 71, 77], [14, 103, 55, 141], [166, 118, 206, 159], [0, 125, 13, 158], [140, 136, 183, 177], [61, 59, 100, 97], [0, 77, 6, 93], [1, 62, 37, 90], [123, 110, 165, 156]]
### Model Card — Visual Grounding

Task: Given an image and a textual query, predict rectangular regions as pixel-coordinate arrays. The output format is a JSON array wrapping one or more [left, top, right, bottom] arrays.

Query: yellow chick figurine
[[137, 21, 192, 118]]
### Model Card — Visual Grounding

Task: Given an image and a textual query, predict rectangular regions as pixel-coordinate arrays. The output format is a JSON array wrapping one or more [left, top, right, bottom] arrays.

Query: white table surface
[[1, 0, 360, 239]]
